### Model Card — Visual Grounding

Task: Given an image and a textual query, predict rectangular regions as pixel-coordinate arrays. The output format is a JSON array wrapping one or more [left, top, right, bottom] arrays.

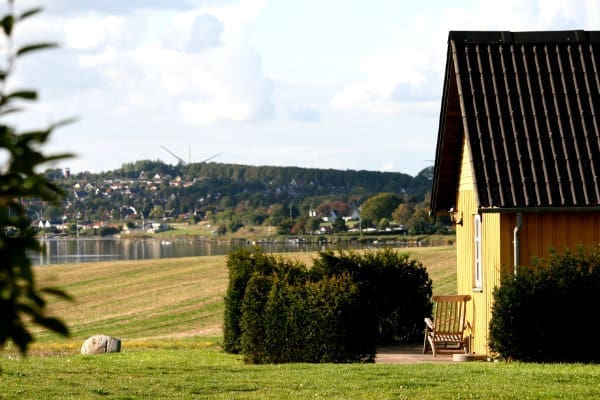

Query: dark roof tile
[[431, 30, 600, 213]]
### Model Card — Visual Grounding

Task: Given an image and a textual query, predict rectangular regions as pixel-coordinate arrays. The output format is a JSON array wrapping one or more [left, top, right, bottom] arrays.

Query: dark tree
[[360, 193, 403, 227], [332, 216, 348, 233]]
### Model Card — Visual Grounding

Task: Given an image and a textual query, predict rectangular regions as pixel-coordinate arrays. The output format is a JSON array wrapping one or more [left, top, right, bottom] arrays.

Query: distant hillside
[[37, 161, 434, 233], [103, 160, 432, 199]]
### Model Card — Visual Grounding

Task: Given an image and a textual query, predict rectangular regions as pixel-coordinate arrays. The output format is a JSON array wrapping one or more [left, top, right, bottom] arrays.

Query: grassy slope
[[33, 256, 229, 345], [29, 247, 455, 350]]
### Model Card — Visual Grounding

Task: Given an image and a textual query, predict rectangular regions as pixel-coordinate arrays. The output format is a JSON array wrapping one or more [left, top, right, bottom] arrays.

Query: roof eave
[[430, 44, 463, 216], [479, 206, 600, 214]]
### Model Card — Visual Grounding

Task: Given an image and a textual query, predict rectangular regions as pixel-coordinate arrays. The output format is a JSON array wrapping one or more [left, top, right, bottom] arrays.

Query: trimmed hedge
[[240, 272, 272, 363], [223, 247, 432, 363], [489, 246, 600, 362], [243, 272, 369, 363], [312, 248, 433, 343], [223, 247, 275, 353]]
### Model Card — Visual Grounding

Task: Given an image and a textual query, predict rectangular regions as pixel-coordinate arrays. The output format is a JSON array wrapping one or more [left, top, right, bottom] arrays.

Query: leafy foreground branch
[[0, 1, 72, 355]]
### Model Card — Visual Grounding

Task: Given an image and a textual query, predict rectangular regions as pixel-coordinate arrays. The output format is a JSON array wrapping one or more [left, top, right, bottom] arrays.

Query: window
[[474, 214, 482, 290]]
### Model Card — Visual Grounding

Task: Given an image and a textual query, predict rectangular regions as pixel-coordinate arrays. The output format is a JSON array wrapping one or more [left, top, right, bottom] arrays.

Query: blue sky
[[9, 0, 600, 176]]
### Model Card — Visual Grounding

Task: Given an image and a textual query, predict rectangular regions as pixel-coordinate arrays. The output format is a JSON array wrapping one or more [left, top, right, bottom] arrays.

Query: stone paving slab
[[375, 344, 459, 364]]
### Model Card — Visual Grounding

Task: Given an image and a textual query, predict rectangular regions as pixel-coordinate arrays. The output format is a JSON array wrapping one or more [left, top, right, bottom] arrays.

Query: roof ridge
[[449, 30, 600, 44]]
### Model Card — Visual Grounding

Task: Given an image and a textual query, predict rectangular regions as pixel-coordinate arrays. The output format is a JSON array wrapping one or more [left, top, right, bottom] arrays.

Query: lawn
[[2, 342, 599, 399], [2, 247, 598, 399]]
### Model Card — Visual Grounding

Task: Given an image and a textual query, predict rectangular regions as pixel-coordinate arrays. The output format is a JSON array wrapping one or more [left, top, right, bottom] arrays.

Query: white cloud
[[55, 1, 274, 126], [180, 97, 253, 125], [186, 14, 224, 52], [205, 0, 268, 45], [329, 42, 442, 115], [378, 162, 395, 172], [330, 14, 446, 115], [63, 14, 124, 50], [330, 0, 600, 116], [289, 107, 320, 123], [79, 45, 117, 67]]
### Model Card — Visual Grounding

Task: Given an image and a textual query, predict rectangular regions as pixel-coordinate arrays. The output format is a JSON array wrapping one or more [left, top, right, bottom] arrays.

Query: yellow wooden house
[[430, 30, 600, 355]]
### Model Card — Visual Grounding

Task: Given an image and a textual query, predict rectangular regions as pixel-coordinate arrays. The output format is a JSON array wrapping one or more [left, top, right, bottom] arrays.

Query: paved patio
[[375, 343, 459, 364]]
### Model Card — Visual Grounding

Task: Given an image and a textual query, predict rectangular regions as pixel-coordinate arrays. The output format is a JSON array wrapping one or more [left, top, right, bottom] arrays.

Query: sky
[[6, 0, 600, 176]]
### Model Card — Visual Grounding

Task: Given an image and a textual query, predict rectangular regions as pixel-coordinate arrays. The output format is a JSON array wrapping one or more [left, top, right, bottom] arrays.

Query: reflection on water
[[34, 238, 334, 266], [34, 237, 445, 266]]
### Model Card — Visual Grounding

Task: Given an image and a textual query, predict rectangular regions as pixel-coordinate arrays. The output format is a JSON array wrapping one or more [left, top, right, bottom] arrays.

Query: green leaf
[[16, 42, 58, 57], [0, 106, 23, 116], [17, 130, 50, 147], [49, 116, 78, 130], [1, 15, 14, 36], [43, 152, 76, 163], [16, 302, 37, 317], [35, 316, 70, 337], [11, 324, 33, 355], [41, 287, 74, 301], [18, 7, 43, 22], [31, 292, 47, 308], [7, 90, 37, 101]]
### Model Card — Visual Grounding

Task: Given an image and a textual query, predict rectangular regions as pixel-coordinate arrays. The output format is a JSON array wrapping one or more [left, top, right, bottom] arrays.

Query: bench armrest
[[424, 317, 434, 331]]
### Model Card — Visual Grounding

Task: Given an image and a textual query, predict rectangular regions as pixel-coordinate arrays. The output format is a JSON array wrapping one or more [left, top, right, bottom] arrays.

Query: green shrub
[[224, 247, 309, 356], [489, 246, 600, 362], [225, 247, 430, 363], [223, 247, 275, 353], [99, 226, 120, 237], [236, 253, 374, 364], [258, 273, 373, 363], [263, 273, 317, 363], [239, 272, 273, 363], [262, 275, 298, 363], [308, 274, 375, 362], [312, 248, 432, 344]]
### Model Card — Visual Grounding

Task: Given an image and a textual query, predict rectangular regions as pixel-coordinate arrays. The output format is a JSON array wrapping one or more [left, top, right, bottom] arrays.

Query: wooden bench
[[423, 295, 471, 357]]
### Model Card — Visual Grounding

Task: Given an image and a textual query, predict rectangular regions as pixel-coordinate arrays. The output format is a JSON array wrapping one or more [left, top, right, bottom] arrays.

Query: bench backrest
[[432, 295, 471, 335]]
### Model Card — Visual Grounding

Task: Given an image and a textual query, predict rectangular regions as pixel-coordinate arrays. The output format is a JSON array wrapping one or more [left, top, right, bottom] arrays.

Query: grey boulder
[[81, 335, 121, 355]]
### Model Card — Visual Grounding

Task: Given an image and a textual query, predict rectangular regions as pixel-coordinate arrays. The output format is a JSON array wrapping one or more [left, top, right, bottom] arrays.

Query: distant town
[[29, 160, 447, 238]]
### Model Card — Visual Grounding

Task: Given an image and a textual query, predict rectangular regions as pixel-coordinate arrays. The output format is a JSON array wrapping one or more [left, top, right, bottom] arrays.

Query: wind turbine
[[161, 145, 187, 165], [201, 153, 221, 163], [161, 146, 222, 165]]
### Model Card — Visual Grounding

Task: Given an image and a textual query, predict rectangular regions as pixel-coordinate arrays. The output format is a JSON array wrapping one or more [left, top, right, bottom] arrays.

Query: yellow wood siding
[[478, 212, 501, 354], [502, 212, 600, 267], [455, 140, 476, 297], [458, 139, 474, 192], [456, 139, 499, 354], [472, 211, 600, 356]]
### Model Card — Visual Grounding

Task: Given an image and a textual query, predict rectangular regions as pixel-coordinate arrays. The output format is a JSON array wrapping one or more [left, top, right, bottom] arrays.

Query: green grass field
[[2, 247, 599, 399], [4, 344, 599, 400]]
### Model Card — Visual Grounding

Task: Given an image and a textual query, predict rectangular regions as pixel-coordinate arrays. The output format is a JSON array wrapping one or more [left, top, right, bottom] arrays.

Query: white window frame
[[474, 214, 483, 290]]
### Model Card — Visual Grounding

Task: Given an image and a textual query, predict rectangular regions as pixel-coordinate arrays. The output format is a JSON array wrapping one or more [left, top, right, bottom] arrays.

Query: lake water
[[34, 237, 446, 266]]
